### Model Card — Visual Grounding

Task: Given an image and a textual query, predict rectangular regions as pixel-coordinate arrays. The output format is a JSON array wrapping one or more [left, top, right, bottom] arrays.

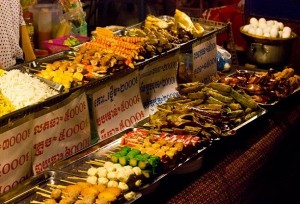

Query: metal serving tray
[[134, 105, 267, 138], [0, 170, 141, 204], [223, 69, 300, 106], [51, 128, 208, 194]]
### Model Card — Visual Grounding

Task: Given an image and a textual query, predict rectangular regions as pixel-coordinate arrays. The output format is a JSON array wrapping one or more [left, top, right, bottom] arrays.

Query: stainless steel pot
[[240, 27, 297, 67]]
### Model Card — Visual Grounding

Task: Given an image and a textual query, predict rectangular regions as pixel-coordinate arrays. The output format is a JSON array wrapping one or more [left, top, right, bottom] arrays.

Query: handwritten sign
[[92, 70, 145, 141], [140, 54, 180, 115], [192, 34, 217, 83], [32, 91, 91, 175], [0, 118, 33, 194]]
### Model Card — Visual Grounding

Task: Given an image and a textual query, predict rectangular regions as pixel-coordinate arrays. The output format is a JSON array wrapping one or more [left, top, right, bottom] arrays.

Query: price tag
[[92, 70, 145, 141], [192, 34, 217, 83], [140, 54, 180, 115], [32, 91, 91, 175], [0, 119, 33, 194]]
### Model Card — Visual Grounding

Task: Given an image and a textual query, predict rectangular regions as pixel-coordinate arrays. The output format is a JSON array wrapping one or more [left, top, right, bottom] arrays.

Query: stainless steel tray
[[0, 170, 141, 204], [134, 105, 267, 138], [221, 69, 300, 106], [51, 128, 208, 194]]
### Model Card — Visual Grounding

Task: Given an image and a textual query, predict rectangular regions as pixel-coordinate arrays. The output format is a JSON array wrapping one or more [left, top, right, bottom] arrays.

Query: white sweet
[[258, 22, 267, 29], [263, 33, 271, 38], [118, 182, 129, 192], [282, 31, 291, 38], [277, 22, 284, 30], [243, 24, 251, 32], [107, 172, 118, 180], [272, 24, 279, 30], [98, 177, 109, 185], [258, 18, 266, 24], [103, 161, 114, 169], [87, 176, 98, 185], [135, 179, 142, 187], [97, 167, 108, 178], [87, 167, 98, 176], [266, 20, 274, 26], [248, 27, 256, 35], [132, 167, 142, 176], [278, 31, 283, 38], [107, 180, 119, 188], [263, 27, 271, 35], [124, 191, 136, 201], [283, 26, 292, 33], [117, 169, 130, 183], [270, 27, 278, 38], [255, 28, 263, 36], [250, 17, 258, 26]]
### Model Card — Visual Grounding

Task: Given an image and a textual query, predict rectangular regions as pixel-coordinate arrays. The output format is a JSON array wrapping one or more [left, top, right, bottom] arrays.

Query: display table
[[135, 91, 300, 204]]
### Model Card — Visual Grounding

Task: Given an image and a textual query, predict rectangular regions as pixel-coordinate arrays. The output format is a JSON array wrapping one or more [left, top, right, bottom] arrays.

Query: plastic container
[[29, 4, 63, 47], [43, 35, 90, 53], [38, 8, 52, 49]]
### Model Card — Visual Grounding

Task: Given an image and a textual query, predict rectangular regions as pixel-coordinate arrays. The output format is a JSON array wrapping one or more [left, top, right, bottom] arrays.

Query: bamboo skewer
[[30, 201, 44, 204], [78, 169, 87, 173], [35, 186, 51, 194], [36, 192, 51, 198], [86, 160, 104, 166], [67, 176, 86, 181], [47, 183, 66, 189], [103, 153, 111, 158], [94, 159, 106, 163], [60, 179, 77, 184]]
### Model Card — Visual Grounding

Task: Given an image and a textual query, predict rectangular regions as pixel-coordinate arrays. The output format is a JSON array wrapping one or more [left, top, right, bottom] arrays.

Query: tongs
[[21, 65, 65, 92]]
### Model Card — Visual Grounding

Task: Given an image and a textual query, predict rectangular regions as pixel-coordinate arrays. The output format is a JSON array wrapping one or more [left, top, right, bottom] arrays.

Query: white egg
[[250, 17, 258, 26], [277, 22, 284, 30], [270, 27, 278, 38], [256, 28, 263, 36], [263, 26, 271, 34], [258, 18, 266, 24], [258, 22, 267, 29], [272, 24, 279, 30], [266, 20, 274, 26], [283, 26, 292, 33], [248, 27, 256, 35], [263, 33, 271, 38], [243, 24, 251, 32], [282, 31, 291, 38]]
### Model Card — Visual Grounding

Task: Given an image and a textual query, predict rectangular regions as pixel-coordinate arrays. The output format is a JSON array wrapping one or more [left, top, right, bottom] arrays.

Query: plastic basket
[[43, 35, 90, 53]]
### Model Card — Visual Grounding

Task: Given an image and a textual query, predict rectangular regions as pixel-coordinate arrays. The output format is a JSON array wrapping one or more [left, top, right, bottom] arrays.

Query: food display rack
[[0, 15, 248, 203]]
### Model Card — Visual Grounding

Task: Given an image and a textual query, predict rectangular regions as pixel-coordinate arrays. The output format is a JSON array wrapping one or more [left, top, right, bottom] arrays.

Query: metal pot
[[240, 27, 297, 67]]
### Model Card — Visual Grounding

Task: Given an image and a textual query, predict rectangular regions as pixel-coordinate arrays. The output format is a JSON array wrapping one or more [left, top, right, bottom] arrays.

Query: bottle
[[38, 8, 52, 49], [23, 10, 35, 49]]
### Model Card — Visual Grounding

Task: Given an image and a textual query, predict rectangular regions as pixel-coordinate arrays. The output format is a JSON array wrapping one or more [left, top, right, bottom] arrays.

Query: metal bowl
[[240, 26, 297, 67]]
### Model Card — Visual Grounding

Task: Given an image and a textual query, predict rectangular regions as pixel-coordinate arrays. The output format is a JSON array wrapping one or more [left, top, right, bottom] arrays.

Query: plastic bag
[[217, 45, 231, 72], [58, 0, 87, 36]]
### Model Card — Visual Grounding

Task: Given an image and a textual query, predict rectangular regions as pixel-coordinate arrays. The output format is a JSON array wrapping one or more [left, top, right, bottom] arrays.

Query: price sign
[[192, 34, 217, 83], [32, 91, 91, 175], [140, 54, 180, 115], [92, 70, 145, 141], [0, 118, 33, 194]]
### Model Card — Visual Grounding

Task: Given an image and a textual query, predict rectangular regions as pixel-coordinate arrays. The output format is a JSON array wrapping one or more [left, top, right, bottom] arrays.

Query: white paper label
[[92, 70, 145, 141], [32, 92, 91, 175], [0, 120, 33, 194], [192, 35, 217, 83], [140, 54, 180, 115]]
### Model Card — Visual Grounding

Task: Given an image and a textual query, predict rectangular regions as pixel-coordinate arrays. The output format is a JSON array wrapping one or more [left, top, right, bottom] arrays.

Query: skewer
[[94, 159, 106, 163], [60, 179, 77, 184], [103, 153, 112, 158], [86, 160, 104, 166], [67, 176, 86, 181], [35, 186, 52, 194], [36, 192, 51, 198], [30, 201, 44, 204], [78, 169, 87, 173], [40, 65, 47, 68], [47, 183, 66, 189]]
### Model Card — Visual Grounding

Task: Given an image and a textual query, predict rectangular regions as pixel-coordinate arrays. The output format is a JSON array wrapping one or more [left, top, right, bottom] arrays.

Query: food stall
[[1, 3, 300, 204]]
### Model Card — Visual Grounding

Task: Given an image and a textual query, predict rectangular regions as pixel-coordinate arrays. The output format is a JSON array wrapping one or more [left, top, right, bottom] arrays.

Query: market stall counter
[[134, 90, 300, 204]]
